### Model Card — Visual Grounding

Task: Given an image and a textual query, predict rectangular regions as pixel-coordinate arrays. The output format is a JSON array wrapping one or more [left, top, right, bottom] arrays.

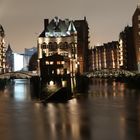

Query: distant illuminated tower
[[0, 25, 6, 73], [132, 5, 140, 72]]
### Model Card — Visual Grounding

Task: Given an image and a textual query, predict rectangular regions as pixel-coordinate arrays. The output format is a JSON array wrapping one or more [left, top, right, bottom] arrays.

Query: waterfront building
[[40, 53, 70, 85], [74, 17, 89, 73], [37, 17, 89, 75], [119, 26, 137, 71], [88, 48, 93, 71], [6, 47, 38, 72], [132, 6, 140, 72], [0, 25, 6, 73], [13, 53, 24, 71], [38, 17, 79, 87], [92, 41, 119, 70]]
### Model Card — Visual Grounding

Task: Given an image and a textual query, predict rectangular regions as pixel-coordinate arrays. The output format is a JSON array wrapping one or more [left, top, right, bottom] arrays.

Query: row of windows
[[41, 45, 70, 50], [48, 69, 70, 75], [41, 43, 75, 49], [46, 61, 65, 65], [48, 52, 68, 57]]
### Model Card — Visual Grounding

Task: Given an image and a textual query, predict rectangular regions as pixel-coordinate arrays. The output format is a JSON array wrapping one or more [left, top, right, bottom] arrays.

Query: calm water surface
[[0, 79, 140, 140]]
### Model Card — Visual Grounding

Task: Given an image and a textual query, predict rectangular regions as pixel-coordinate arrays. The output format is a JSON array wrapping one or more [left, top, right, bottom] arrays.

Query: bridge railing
[[85, 69, 136, 78]]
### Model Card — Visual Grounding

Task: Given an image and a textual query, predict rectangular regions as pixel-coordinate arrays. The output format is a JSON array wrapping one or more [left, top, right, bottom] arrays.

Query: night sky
[[0, 0, 139, 53]]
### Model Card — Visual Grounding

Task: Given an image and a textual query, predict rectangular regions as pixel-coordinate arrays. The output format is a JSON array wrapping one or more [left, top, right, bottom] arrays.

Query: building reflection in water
[[13, 80, 30, 101], [88, 78, 126, 98], [0, 78, 140, 140], [2, 79, 31, 101]]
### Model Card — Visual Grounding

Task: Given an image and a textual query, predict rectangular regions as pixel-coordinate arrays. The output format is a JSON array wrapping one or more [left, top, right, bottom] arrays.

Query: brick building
[[37, 17, 89, 75]]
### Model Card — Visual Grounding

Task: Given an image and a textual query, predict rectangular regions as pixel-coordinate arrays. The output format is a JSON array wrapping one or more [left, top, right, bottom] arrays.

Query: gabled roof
[[39, 17, 77, 38], [39, 30, 45, 37]]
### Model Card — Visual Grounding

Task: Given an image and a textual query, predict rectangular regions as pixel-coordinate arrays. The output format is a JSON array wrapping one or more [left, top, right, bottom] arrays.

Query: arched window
[[59, 42, 64, 49], [48, 42, 53, 50], [41, 42, 47, 49], [53, 42, 57, 50]]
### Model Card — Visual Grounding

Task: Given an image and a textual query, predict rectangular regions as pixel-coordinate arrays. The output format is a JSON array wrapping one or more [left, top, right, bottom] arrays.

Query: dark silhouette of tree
[[29, 52, 38, 71]]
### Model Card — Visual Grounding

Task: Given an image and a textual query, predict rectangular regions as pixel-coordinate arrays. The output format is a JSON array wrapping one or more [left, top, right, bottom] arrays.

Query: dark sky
[[0, 0, 139, 53]]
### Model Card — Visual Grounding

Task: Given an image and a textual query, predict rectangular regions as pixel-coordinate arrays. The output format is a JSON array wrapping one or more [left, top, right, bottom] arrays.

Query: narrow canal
[[0, 78, 140, 140]]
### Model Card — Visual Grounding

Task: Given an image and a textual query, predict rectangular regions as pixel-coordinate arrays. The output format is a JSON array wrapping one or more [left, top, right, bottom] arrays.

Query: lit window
[[138, 32, 140, 36], [49, 81, 54, 86], [67, 70, 70, 74], [61, 61, 65, 64], [57, 61, 61, 64], [57, 69, 60, 74], [50, 61, 53, 65], [46, 61, 49, 65], [61, 69, 64, 75]]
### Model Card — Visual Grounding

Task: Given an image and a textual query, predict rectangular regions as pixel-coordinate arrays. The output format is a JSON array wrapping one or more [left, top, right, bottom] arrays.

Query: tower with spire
[[5, 44, 14, 72]]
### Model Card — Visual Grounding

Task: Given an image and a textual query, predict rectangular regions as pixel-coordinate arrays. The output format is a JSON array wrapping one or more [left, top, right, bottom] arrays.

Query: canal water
[[0, 78, 140, 140]]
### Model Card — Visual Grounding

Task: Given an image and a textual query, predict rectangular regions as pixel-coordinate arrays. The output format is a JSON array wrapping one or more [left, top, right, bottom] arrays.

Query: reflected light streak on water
[[0, 78, 139, 140]]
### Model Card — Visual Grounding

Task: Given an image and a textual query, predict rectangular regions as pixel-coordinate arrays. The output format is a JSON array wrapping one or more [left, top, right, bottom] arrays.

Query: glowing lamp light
[[62, 80, 67, 87], [49, 80, 54, 86], [67, 70, 70, 74], [61, 61, 65, 64], [46, 61, 49, 65], [57, 69, 60, 74]]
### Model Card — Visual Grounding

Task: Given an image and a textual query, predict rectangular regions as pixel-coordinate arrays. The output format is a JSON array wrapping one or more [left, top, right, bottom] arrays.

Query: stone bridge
[[0, 71, 38, 79]]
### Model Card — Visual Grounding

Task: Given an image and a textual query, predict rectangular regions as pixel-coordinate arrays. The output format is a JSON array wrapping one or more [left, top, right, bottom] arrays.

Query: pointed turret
[[67, 21, 77, 35], [0, 24, 5, 37], [6, 44, 13, 53]]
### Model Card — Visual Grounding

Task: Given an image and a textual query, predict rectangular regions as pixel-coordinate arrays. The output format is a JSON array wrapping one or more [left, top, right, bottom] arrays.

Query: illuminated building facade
[[38, 17, 79, 83], [132, 6, 140, 72], [0, 25, 6, 73], [119, 26, 137, 71], [37, 17, 89, 75], [74, 17, 89, 73], [92, 41, 119, 70]]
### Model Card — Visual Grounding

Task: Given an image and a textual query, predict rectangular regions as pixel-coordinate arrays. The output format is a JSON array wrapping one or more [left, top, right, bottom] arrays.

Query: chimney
[[44, 19, 49, 31]]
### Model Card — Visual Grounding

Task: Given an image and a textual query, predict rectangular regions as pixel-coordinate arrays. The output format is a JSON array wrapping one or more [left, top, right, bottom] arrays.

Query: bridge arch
[[0, 71, 37, 79]]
